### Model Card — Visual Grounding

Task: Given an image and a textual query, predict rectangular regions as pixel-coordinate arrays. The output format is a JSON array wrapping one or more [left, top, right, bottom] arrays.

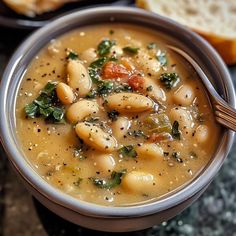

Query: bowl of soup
[[0, 6, 235, 232]]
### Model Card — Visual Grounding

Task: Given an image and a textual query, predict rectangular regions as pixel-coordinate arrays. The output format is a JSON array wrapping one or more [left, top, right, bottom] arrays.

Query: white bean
[[134, 49, 161, 76], [67, 60, 91, 96], [136, 143, 163, 159], [122, 171, 155, 193], [75, 122, 117, 152], [112, 117, 130, 140], [106, 93, 153, 113], [56, 82, 75, 105], [80, 48, 97, 64], [173, 85, 195, 106], [194, 125, 209, 143], [66, 100, 99, 123], [143, 77, 166, 101], [111, 45, 123, 57], [92, 154, 116, 173], [169, 107, 193, 129]]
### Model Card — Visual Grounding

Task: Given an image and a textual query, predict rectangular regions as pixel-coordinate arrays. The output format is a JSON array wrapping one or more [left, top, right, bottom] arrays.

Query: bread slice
[[136, 0, 236, 65], [3, 0, 78, 17]]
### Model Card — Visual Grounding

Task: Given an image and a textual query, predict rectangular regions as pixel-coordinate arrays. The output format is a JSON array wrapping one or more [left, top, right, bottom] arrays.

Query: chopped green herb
[[156, 52, 167, 66], [123, 46, 140, 55], [189, 151, 198, 159], [85, 117, 100, 123], [67, 51, 78, 60], [85, 89, 97, 99], [25, 103, 38, 118], [147, 42, 157, 49], [172, 152, 183, 163], [107, 110, 120, 121], [146, 85, 153, 92], [160, 73, 180, 89], [90, 170, 126, 189], [74, 147, 87, 160], [97, 81, 114, 95], [118, 145, 137, 158], [73, 177, 83, 187], [97, 39, 116, 57], [24, 82, 65, 123], [128, 130, 147, 138], [88, 57, 107, 83], [172, 121, 181, 140]]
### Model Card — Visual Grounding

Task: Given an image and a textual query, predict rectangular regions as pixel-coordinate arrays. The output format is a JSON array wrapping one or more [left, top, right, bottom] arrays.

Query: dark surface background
[[0, 1, 236, 236]]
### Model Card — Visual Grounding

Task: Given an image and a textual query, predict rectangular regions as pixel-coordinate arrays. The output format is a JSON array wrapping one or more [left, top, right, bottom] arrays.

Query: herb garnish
[[123, 47, 140, 55], [118, 145, 137, 158], [25, 82, 65, 123], [107, 110, 120, 121], [172, 121, 181, 140], [147, 42, 157, 49], [156, 52, 167, 66], [90, 170, 126, 189], [97, 39, 116, 57], [97, 81, 114, 95], [127, 130, 147, 138], [67, 51, 78, 60], [85, 89, 97, 99], [160, 73, 180, 89], [88, 57, 107, 84]]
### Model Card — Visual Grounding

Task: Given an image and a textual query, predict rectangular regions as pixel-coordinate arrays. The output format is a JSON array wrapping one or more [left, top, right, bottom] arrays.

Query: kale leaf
[[25, 82, 65, 123], [172, 121, 181, 140], [90, 170, 126, 189], [97, 39, 116, 57], [118, 145, 137, 158], [160, 73, 180, 89], [123, 46, 140, 55]]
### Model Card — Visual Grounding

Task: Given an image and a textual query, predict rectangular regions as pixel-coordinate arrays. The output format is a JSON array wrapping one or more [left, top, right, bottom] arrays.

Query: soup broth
[[16, 24, 220, 206]]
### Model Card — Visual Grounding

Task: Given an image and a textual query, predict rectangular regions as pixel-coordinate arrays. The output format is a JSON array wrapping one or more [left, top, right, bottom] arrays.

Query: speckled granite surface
[[1, 9, 236, 236]]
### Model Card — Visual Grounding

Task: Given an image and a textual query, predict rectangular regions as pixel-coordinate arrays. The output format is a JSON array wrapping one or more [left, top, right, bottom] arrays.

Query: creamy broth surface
[[16, 24, 220, 206]]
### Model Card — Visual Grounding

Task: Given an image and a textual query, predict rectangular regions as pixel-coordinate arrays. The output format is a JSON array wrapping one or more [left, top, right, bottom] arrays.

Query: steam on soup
[[16, 24, 220, 206]]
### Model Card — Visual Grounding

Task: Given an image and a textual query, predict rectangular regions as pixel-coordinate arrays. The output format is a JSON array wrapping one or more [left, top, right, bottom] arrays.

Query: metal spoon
[[168, 45, 236, 132]]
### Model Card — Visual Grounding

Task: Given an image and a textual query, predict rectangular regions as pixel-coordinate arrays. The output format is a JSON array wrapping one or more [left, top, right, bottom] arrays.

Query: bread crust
[[136, 0, 236, 65]]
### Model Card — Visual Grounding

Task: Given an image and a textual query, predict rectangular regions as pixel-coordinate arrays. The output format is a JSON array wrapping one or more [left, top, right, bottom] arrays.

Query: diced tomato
[[128, 74, 145, 91], [103, 61, 129, 80]]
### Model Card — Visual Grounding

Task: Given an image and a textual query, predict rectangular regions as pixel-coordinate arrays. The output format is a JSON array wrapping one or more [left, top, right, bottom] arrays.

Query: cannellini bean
[[106, 93, 153, 113], [93, 154, 116, 173], [194, 125, 209, 143], [75, 122, 117, 152], [134, 49, 162, 76], [66, 100, 99, 123], [169, 107, 193, 130], [67, 60, 91, 96], [136, 143, 163, 159], [122, 171, 155, 193], [143, 77, 166, 101], [56, 82, 75, 105], [80, 48, 97, 64], [112, 117, 130, 140], [111, 45, 123, 57], [173, 85, 195, 106]]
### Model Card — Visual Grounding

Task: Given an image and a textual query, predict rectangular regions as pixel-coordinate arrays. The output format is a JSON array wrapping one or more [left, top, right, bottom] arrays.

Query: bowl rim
[[0, 6, 235, 218]]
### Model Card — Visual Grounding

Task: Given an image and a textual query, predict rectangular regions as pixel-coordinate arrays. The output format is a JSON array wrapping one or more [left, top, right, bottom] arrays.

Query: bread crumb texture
[[137, 0, 236, 64]]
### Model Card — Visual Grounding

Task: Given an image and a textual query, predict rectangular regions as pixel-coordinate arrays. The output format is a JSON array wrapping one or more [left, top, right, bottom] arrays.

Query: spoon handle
[[215, 104, 236, 131], [167, 45, 236, 132]]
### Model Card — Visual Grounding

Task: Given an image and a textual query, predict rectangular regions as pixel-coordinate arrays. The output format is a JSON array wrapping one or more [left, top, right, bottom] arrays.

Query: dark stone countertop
[[0, 12, 236, 236]]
